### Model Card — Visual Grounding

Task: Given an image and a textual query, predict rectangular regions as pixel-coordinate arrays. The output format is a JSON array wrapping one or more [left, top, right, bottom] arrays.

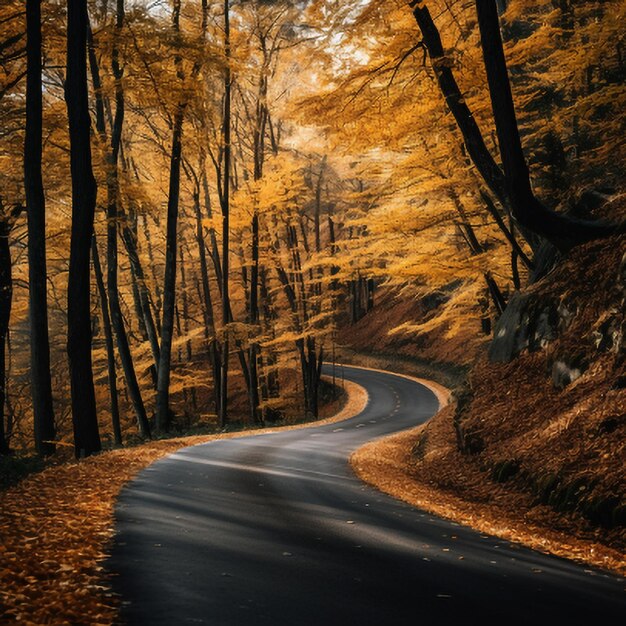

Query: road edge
[[347, 366, 626, 577]]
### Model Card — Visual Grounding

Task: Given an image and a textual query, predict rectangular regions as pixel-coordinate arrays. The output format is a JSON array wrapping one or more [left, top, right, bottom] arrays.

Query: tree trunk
[[178, 241, 197, 412], [108, 0, 151, 438], [259, 266, 280, 407], [193, 184, 222, 416], [314, 157, 326, 253], [121, 217, 161, 375], [248, 212, 261, 424], [25, 0, 56, 456], [65, 0, 101, 458], [155, 105, 184, 432], [474, 0, 619, 251], [92, 236, 122, 446], [201, 170, 223, 291], [219, 0, 232, 428], [409, 1, 508, 208], [87, 3, 151, 438], [452, 195, 508, 316], [0, 205, 20, 455], [155, 0, 186, 432]]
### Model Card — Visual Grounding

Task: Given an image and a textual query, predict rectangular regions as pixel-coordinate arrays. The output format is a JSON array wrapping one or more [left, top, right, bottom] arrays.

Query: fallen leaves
[[350, 405, 626, 576], [1, 379, 367, 625]]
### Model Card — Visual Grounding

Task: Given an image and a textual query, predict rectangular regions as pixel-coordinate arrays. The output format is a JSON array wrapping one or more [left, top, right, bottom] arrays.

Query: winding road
[[107, 365, 625, 625]]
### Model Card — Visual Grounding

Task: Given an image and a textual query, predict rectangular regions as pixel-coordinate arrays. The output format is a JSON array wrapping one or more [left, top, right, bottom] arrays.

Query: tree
[[0, 200, 21, 455], [25, 0, 55, 456], [65, 0, 101, 457], [219, 0, 232, 427], [91, 235, 122, 445], [87, 1, 152, 439], [408, 0, 621, 253], [473, 0, 620, 251], [155, 0, 206, 432]]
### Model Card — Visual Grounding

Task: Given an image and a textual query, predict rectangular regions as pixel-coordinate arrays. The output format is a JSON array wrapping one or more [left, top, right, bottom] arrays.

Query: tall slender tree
[[65, 0, 101, 457], [0, 200, 21, 455], [87, 2, 152, 438], [91, 236, 123, 446], [25, 0, 56, 456], [156, 0, 186, 432], [219, 0, 232, 427]]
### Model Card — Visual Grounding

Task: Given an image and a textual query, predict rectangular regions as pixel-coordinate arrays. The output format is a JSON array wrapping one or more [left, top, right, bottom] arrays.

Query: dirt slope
[[346, 212, 625, 571]]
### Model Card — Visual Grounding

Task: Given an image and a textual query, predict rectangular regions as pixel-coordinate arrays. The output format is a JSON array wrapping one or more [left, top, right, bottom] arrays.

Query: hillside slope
[[346, 212, 625, 569]]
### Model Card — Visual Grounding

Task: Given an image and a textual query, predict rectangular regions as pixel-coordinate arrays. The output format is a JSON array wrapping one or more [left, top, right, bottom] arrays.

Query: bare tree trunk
[[155, 0, 186, 432], [0, 203, 21, 455], [409, 1, 507, 207], [314, 157, 326, 253], [25, 0, 56, 456], [65, 0, 101, 457], [121, 215, 161, 375], [178, 241, 197, 411], [193, 182, 222, 415], [201, 172, 223, 289], [219, 0, 232, 427], [142, 215, 163, 326], [452, 194, 507, 316], [156, 104, 184, 432], [259, 266, 280, 409], [92, 236, 122, 446]]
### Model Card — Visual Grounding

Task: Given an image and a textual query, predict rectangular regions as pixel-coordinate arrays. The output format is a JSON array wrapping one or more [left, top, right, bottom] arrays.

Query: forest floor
[[346, 231, 625, 577], [0, 378, 367, 625], [351, 405, 626, 576]]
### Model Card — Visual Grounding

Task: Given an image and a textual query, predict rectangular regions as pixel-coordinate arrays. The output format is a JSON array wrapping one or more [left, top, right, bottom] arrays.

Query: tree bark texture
[[155, 105, 184, 432], [92, 237, 123, 446], [0, 204, 20, 455], [475, 0, 619, 251], [65, 0, 101, 457], [194, 185, 222, 416], [219, 0, 231, 427], [25, 0, 56, 456], [408, 1, 507, 208]]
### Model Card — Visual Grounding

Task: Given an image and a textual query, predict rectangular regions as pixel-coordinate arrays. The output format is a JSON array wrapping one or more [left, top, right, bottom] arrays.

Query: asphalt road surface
[[107, 365, 625, 625]]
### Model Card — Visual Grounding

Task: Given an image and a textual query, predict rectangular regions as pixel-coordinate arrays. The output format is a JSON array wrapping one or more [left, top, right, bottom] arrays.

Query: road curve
[[107, 365, 625, 625]]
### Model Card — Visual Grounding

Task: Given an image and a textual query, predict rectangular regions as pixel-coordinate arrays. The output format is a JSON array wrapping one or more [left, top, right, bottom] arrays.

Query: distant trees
[[299, 0, 623, 342]]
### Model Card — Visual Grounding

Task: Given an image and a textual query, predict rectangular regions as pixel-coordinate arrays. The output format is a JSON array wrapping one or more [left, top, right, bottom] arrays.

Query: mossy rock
[[534, 472, 561, 503], [412, 432, 428, 460], [491, 459, 520, 483], [584, 496, 625, 528]]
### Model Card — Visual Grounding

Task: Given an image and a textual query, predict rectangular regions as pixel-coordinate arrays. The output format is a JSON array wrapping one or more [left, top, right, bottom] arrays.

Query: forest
[[1, 0, 623, 458], [0, 0, 625, 621], [1, 0, 620, 458]]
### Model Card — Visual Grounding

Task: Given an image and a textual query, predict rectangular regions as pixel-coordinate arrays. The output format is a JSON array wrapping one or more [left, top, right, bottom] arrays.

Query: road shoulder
[[349, 368, 625, 576]]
